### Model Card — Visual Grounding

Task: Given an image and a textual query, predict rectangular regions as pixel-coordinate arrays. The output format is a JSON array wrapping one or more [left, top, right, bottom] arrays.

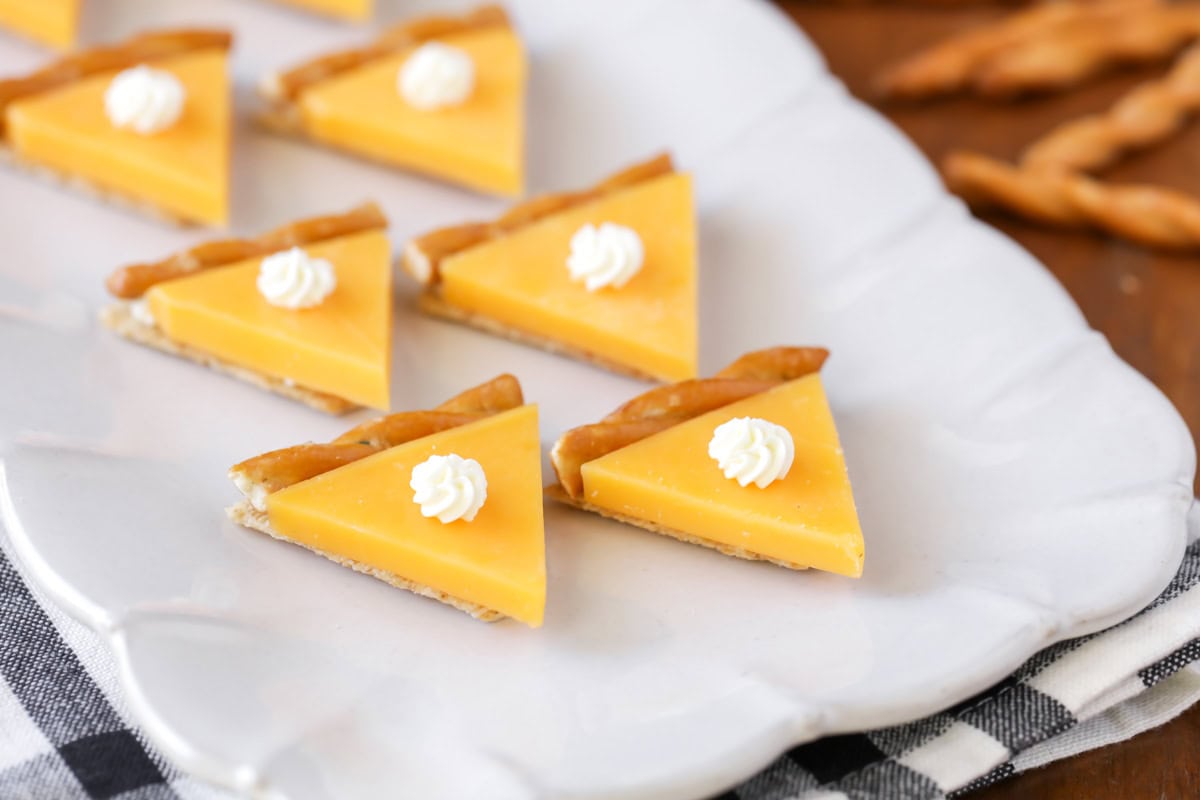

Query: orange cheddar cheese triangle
[[251, 403, 546, 626], [264, 7, 525, 196], [580, 374, 863, 576], [404, 155, 698, 383], [146, 228, 393, 411], [4, 39, 231, 225], [440, 171, 697, 382]]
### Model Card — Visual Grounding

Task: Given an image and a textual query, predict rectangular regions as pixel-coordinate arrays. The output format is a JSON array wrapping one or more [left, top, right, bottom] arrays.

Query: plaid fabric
[[2, 526, 1198, 800], [0, 532, 231, 800], [719, 532, 1200, 800]]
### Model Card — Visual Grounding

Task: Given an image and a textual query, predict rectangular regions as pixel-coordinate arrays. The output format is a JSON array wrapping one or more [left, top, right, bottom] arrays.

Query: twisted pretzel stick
[[944, 150, 1200, 249], [229, 374, 523, 500], [974, 4, 1200, 97], [1021, 43, 1200, 172], [550, 347, 829, 499], [874, 0, 1154, 100], [944, 151, 1085, 225]]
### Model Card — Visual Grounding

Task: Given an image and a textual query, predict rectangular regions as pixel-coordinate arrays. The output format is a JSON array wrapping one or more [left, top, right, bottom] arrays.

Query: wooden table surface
[[777, 3, 1200, 798]]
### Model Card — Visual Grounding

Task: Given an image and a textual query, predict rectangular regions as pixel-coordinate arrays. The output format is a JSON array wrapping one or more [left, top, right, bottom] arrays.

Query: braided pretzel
[[874, 0, 1155, 100], [1021, 43, 1200, 172], [973, 4, 1200, 98], [944, 150, 1200, 249], [550, 347, 829, 499], [229, 374, 523, 500]]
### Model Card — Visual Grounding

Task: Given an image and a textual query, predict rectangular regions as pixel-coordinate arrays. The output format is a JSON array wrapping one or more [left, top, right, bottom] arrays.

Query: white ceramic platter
[[0, 1, 1195, 798]]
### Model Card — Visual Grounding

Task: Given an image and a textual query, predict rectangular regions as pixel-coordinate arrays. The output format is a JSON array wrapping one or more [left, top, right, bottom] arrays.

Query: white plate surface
[[0, 1, 1195, 798]]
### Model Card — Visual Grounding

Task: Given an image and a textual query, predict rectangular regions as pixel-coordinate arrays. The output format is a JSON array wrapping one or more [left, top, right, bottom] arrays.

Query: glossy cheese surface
[[266, 405, 547, 626], [440, 172, 698, 382], [581, 375, 864, 576], [0, 0, 79, 48], [147, 229, 393, 410], [298, 27, 525, 196], [5, 49, 231, 225]]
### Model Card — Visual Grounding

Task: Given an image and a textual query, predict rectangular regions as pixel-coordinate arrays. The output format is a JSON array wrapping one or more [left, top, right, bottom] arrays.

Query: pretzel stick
[[874, 0, 1151, 100], [230, 442, 381, 499], [263, 5, 509, 104], [0, 30, 232, 134], [943, 150, 1200, 249], [974, 4, 1200, 97], [1062, 172, 1200, 247], [333, 374, 524, 446], [550, 347, 828, 499], [943, 151, 1086, 225], [229, 374, 522, 500], [328, 411, 487, 449], [1021, 43, 1200, 172], [552, 419, 678, 498], [714, 346, 830, 381], [107, 203, 387, 299], [602, 379, 781, 424], [431, 372, 524, 415], [402, 153, 675, 286]]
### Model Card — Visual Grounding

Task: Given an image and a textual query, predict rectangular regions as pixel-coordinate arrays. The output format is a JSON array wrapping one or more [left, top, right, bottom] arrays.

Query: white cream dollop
[[104, 65, 186, 135], [256, 247, 337, 309], [566, 222, 645, 292], [410, 454, 488, 524], [398, 42, 476, 110], [708, 417, 795, 489]]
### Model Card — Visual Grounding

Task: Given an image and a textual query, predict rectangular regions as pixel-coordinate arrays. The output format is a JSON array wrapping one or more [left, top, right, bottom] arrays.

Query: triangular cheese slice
[[270, 0, 371, 21], [580, 375, 864, 577], [146, 229, 393, 410], [297, 26, 525, 196], [265, 405, 547, 626], [5, 47, 230, 225], [0, 0, 79, 49], [439, 172, 698, 382]]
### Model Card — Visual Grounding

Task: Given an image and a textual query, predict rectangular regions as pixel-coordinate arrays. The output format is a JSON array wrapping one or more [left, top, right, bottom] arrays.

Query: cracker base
[[544, 484, 810, 571], [228, 500, 504, 622], [100, 304, 357, 415]]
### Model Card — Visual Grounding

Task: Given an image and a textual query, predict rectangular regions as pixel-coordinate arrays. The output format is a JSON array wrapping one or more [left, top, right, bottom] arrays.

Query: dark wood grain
[[776, 3, 1200, 798]]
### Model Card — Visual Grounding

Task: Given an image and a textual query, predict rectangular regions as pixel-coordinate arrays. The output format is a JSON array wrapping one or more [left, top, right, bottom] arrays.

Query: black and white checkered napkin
[[2, 512, 1198, 800]]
